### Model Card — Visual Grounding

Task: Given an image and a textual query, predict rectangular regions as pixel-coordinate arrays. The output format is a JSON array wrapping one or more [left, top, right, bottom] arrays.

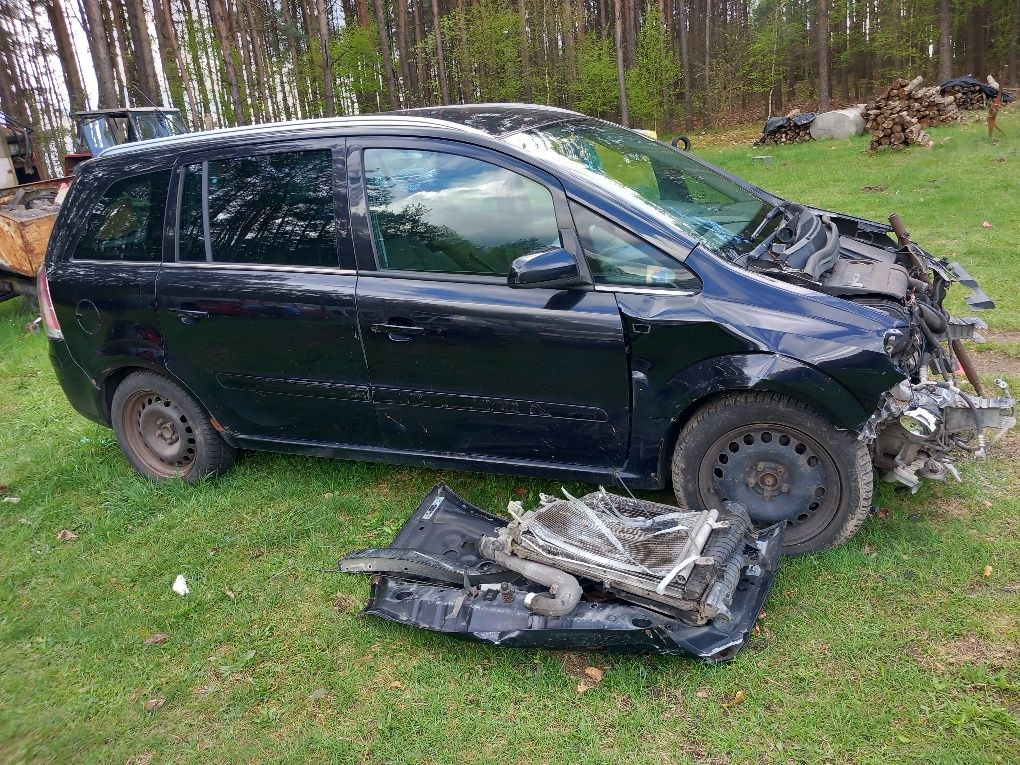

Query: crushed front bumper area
[[340, 484, 783, 662]]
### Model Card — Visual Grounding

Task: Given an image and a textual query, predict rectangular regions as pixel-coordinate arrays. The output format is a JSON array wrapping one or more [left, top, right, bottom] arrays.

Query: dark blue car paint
[[43, 107, 906, 489]]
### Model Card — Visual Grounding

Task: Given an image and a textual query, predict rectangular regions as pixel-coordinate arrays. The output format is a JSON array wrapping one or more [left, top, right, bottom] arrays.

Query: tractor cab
[[64, 108, 189, 174]]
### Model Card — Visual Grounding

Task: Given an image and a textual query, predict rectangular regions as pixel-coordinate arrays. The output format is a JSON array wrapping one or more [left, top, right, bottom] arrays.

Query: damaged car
[[41, 104, 1015, 555]]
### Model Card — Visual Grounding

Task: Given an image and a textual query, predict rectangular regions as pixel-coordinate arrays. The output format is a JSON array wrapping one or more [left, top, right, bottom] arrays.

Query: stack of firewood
[[758, 110, 814, 145], [941, 81, 987, 109], [864, 76, 960, 151]]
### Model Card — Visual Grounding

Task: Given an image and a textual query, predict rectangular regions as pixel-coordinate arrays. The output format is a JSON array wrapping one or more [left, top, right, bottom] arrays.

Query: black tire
[[672, 391, 873, 555], [110, 371, 236, 482]]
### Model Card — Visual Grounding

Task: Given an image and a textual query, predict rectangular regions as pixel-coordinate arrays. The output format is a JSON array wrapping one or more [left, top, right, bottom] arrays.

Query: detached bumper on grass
[[340, 483, 783, 662]]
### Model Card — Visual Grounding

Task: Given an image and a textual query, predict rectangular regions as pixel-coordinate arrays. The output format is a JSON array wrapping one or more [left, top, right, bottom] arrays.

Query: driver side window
[[364, 148, 561, 276], [571, 203, 701, 291]]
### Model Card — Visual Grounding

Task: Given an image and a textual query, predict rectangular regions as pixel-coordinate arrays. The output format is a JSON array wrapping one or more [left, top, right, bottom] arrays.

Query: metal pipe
[[951, 339, 985, 396], [479, 536, 582, 617]]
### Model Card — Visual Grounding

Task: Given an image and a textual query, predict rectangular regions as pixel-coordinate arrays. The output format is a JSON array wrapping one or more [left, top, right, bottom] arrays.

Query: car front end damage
[[341, 483, 783, 662], [741, 205, 1016, 490]]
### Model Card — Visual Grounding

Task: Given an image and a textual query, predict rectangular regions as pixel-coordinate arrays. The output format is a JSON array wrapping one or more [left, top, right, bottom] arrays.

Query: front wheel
[[110, 371, 236, 482], [672, 391, 873, 555]]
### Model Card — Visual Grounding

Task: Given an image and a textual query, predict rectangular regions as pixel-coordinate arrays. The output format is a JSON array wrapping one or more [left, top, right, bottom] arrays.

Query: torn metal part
[[866, 377, 1016, 491], [340, 483, 783, 662]]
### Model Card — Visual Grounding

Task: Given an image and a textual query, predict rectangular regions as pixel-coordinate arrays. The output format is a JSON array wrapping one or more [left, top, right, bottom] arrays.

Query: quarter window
[[364, 148, 561, 276], [179, 150, 337, 268], [74, 170, 170, 262], [571, 204, 701, 291]]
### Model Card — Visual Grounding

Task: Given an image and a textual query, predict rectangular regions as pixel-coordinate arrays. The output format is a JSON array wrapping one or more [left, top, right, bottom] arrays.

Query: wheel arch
[[649, 353, 873, 486], [99, 363, 212, 428]]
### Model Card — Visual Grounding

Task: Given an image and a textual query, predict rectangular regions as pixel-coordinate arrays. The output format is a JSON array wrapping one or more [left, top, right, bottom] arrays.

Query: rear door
[[348, 138, 630, 468], [155, 139, 378, 447]]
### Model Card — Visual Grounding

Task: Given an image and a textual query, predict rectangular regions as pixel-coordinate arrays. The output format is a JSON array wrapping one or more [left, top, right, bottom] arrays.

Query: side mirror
[[507, 248, 585, 289]]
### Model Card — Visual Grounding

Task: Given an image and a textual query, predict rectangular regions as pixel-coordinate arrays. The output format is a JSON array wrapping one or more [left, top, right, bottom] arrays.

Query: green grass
[[2, 112, 1019, 764]]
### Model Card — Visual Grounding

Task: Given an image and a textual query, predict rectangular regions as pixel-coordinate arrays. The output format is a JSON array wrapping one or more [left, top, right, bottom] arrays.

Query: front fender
[[624, 352, 871, 485]]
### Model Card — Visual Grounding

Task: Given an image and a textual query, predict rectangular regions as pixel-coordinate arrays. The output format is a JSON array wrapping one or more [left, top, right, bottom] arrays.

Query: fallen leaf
[[143, 633, 170, 646], [2, 496, 21, 504], [144, 698, 165, 713], [56, 529, 78, 542], [0, 484, 9, 494], [172, 575, 189, 596], [983, 565, 993, 578], [387, 680, 403, 689], [224, 588, 236, 600], [722, 690, 746, 709], [323, 492, 335, 499], [576, 681, 591, 695], [876, 507, 890, 519], [582, 666, 604, 683], [981, 499, 993, 509], [757, 610, 767, 621], [696, 688, 710, 699], [308, 687, 327, 703], [513, 487, 528, 496], [982, 220, 993, 228]]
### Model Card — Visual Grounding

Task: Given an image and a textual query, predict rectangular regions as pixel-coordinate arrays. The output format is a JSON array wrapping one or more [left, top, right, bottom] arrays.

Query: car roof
[[95, 104, 581, 160]]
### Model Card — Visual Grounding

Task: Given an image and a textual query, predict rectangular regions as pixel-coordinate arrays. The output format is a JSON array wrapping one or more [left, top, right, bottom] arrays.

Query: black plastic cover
[[340, 483, 784, 663]]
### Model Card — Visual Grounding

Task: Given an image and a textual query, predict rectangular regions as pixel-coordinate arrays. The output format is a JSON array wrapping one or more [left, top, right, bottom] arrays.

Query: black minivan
[[39, 104, 1014, 554]]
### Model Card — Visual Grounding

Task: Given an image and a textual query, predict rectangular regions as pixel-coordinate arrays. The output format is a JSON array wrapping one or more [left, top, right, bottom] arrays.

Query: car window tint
[[178, 150, 337, 267], [571, 203, 701, 291], [74, 170, 170, 262], [364, 148, 560, 276]]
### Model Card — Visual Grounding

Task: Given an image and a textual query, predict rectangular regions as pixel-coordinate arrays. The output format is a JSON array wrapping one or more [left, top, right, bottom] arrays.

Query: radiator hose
[[479, 536, 582, 617]]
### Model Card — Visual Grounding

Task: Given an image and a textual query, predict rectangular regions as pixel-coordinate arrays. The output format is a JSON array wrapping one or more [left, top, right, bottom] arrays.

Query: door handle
[[169, 307, 210, 324], [371, 322, 425, 341]]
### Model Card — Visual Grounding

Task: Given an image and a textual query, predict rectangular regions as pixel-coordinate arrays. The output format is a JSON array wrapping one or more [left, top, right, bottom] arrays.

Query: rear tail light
[[36, 268, 63, 340]]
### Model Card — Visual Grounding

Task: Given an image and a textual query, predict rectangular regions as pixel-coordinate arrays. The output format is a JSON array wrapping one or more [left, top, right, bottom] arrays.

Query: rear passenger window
[[74, 170, 170, 262], [179, 150, 337, 267], [364, 148, 560, 276]]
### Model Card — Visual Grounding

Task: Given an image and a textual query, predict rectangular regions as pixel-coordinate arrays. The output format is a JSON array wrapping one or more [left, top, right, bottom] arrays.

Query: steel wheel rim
[[121, 389, 197, 478], [696, 422, 841, 547]]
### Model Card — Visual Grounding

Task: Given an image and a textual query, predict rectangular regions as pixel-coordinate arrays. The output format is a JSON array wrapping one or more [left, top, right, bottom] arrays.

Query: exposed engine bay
[[743, 205, 1016, 490], [340, 483, 783, 661]]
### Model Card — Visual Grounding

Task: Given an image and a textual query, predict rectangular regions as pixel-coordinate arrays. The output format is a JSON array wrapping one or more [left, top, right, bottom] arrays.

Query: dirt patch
[[935, 636, 1017, 669], [971, 348, 1020, 379], [984, 329, 1020, 346]]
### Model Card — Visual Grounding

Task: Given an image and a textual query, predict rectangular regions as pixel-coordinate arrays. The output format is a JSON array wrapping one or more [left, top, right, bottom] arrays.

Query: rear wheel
[[110, 371, 235, 482], [672, 391, 873, 555]]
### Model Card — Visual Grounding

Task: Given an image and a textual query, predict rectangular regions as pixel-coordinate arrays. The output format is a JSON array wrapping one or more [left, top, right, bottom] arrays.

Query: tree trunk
[[938, 0, 952, 83], [457, 0, 470, 102], [208, 0, 246, 123], [314, 0, 336, 116], [82, 0, 119, 108], [1009, 0, 1020, 85], [395, 0, 413, 104], [678, 0, 692, 130], [44, 0, 87, 112], [703, 0, 711, 127], [817, 0, 830, 111], [153, 0, 201, 124], [414, 0, 429, 103], [519, 0, 531, 100], [125, 0, 162, 105], [614, 0, 628, 126], [431, 0, 450, 103], [373, 0, 399, 108]]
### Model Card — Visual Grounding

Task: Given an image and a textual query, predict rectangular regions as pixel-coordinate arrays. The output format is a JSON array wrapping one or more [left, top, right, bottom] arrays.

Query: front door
[[155, 141, 377, 447], [348, 139, 630, 468]]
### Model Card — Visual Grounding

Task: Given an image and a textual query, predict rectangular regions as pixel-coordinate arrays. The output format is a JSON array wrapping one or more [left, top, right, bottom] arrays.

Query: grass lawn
[[1, 111, 1019, 765]]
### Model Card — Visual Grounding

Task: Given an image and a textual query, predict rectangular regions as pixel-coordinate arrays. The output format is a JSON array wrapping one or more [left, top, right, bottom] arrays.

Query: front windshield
[[504, 119, 778, 259], [132, 111, 189, 141]]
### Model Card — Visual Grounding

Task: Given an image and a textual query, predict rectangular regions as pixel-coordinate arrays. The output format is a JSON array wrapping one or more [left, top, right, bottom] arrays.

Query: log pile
[[864, 76, 960, 151], [757, 110, 814, 145], [941, 81, 987, 109]]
